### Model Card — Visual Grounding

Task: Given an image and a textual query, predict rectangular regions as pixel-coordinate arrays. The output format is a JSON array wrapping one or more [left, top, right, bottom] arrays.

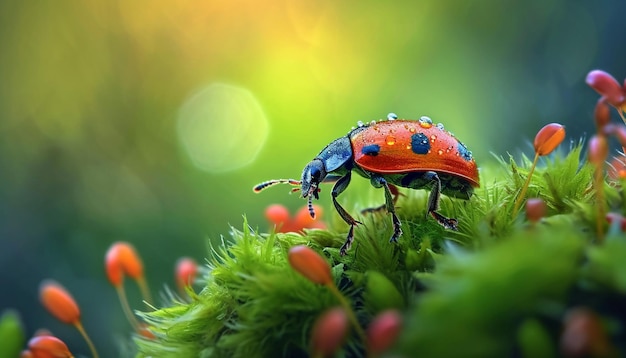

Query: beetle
[[253, 114, 479, 256]]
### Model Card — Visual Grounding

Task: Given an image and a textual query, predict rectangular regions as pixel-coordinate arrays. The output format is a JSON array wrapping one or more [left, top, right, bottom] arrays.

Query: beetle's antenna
[[307, 194, 315, 219], [253, 179, 301, 193]]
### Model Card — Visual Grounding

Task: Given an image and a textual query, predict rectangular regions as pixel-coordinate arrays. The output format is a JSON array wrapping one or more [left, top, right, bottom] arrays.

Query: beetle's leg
[[424, 171, 458, 230], [333, 172, 363, 256], [370, 175, 403, 244], [360, 184, 403, 214]]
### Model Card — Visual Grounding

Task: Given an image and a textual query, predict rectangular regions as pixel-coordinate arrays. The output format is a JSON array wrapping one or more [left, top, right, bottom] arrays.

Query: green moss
[[135, 144, 626, 357]]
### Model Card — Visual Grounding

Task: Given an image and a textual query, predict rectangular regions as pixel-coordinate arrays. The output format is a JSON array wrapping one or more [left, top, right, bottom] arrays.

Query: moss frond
[[135, 143, 626, 357]]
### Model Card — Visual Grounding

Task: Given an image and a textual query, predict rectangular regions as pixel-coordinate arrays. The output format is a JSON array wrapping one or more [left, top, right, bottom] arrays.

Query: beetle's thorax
[[314, 136, 354, 173]]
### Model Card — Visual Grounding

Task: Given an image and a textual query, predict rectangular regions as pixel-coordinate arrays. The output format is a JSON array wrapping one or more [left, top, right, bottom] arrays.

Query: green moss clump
[[135, 144, 626, 357]]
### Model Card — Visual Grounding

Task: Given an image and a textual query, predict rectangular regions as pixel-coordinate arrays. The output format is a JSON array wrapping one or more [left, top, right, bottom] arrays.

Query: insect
[[253, 114, 479, 256]]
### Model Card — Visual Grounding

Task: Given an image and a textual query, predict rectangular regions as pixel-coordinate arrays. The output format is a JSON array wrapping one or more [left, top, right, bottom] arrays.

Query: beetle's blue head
[[301, 159, 326, 201]]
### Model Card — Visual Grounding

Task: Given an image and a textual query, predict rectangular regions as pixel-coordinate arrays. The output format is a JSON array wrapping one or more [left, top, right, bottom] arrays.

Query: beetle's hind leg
[[370, 176, 403, 244], [332, 172, 363, 256], [360, 184, 403, 215], [424, 171, 458, 230]]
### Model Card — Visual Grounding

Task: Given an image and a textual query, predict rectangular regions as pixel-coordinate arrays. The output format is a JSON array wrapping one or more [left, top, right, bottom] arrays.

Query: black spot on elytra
[[411, 133, 430, 155], [361, 144, 380, 156]]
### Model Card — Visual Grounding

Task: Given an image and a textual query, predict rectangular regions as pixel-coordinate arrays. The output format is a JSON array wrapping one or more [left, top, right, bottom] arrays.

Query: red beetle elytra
[[254, 114, 480, 256]]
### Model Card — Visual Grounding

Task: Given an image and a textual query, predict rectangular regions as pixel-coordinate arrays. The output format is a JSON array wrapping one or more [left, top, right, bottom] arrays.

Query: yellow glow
[[177, 83, 269, 172]]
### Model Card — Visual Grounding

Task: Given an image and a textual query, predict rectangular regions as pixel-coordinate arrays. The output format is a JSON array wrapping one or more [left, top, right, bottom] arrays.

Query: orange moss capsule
[[137, 323, 156, 340], [106, 242, 144, 280], [513, 123, 566, 216], [39, 281, 80, 325], [288, 245, 332, 286], [105, 251, 124, 287], [293, 204, 326, 231], [310, 307, 348, 357], [106, 241, 152, 306], [534, 123, 566, 156], [27, 335, 73, 358], [264, 204, 290, 226], [608, 155, 626, 181]]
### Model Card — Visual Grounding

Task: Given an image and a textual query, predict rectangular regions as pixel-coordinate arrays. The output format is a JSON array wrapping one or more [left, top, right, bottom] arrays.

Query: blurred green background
[[1, 0, 625, 356]]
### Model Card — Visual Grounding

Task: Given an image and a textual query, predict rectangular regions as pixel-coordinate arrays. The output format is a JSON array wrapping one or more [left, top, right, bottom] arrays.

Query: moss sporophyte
[[6, 68, 626, 357]]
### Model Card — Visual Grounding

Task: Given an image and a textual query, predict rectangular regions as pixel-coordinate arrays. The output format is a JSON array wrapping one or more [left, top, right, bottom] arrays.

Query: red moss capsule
[[525, 198, 547, 223], [594, 97, 611, 129], [28, 335, 73, 358], [586, 70, 624, 107], [288, 245, 332, 286], [560, 307, 612, 357], [534, 123, 566, 156], [588, 135, 608, 166], [310, 307, 348, 357], [175, 257, 198, 290], [367, 310, 403, 355], [264, 204, 290, 226], [606, 212, 626, 231], [39, 281, 80, 325]]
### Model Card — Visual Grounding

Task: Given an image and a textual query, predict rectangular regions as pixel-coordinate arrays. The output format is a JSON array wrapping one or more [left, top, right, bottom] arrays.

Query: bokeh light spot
[[177, 83, 269, 172]]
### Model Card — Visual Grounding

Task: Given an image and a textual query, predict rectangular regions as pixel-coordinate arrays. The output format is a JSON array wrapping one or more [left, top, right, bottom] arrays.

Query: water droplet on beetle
[[419, 116, 433, 128], [357, 120, 365, 127], [387, 113, 398, 120], [386, 135, 396, 145], [436, 123, 445, 130], [430, 134, 437, 142], [437, 149, 444, 155]]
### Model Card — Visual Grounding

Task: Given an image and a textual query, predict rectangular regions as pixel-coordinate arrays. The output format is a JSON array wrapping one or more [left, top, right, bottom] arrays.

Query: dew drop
[[387, 113, 398, 120], [357, 120, 365, 127], [419, 116, 433, 128], [409, 127, 416, 133], [437, 149, 444, 155], [436, 123, 445, 130], [386, 135, 396, 145], [430, 134, 437, 142]]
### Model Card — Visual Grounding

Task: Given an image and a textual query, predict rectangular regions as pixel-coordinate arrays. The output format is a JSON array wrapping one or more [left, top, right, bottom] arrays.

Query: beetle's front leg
[[424, 171, 458, 230], [332, 172, 363, 256], [370, 175, 403, 243]]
